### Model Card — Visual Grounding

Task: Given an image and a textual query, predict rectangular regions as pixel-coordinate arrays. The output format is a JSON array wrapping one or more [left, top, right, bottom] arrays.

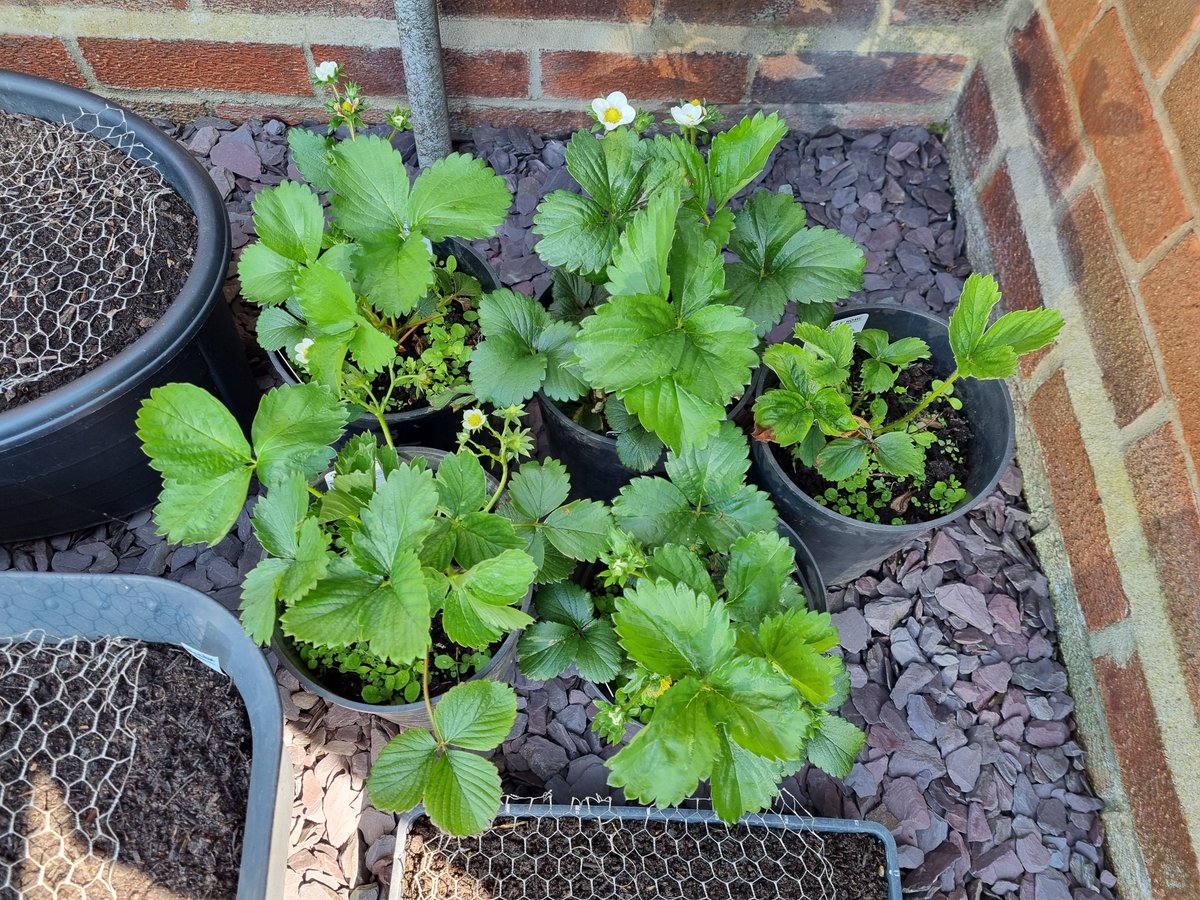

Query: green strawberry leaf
[[328, 135, 411, 241], [814, 436, 869, 482], [435, 450, 489, 517], [724, 530, 797, 623], [366, 727, 438, 815], [425, 749, 503, 836], [357, 230, 435, 317], [605, 677, 717, 807], [349, 465, 439, 577], [409, 152, 512, 241], [442, 549, 536, 649], [874, 431, 925, 479], [433, 679, 518, 750], [252, 180, 324, 264], [237, 242, 301, 305], [708, 112, 788, 209], [251, 383, 349, 486], [613, 580, 734, 678], [805, 714, 866, 777], [287, 128, 336, 193], [533, 191, 621, 278]]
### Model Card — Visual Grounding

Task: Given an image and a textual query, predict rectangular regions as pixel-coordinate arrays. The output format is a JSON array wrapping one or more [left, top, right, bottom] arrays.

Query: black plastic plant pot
[[268, 238, 499, 451], [0, 71, 257, 543], [750, 304, 1015, 586], [0, 573, 289, 900], [778, 518, 828, 613], [390, 803, 902, 900], [538, 390, 754, 503], [269, 446, 532, 729]]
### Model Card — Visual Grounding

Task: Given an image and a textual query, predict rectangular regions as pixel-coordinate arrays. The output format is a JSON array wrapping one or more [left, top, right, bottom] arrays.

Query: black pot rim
[[750, 303, 1015, 535], [273, 590, 532, 715], [0, 71, 230, 447], [536, 389, 753, 453]]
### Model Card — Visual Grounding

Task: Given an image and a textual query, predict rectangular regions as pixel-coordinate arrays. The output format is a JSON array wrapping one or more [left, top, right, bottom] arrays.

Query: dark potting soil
[[403, 816, 890, 900], [0, 110, 197, 413], [0, 641, 250, 899], [769, 357, 972, 526]]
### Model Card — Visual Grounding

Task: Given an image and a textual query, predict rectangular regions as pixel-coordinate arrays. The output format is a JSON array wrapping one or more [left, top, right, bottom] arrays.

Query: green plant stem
[[483, 457, 509, 514], [373, 408, 395, 449], [423, 651, 443, 744], [881, 370, 960, 434]]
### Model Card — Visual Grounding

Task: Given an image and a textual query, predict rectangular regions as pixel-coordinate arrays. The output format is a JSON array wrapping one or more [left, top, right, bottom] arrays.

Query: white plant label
[[837, 313, 870, 333], [801, 312, 870, 351], [181, 643, 224, 675]]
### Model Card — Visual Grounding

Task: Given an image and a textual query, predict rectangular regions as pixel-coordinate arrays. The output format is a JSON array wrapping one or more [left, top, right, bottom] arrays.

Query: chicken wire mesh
[[0, 107, 169, 396], [393, 799, 876, 900], [0, 632, 147, 900]]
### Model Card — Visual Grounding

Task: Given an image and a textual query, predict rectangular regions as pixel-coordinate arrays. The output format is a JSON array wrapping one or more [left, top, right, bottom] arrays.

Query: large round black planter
[[539, 390, 753, 503], [268, 238, 498, 451], [0, 72, 256, 542], [750, 305, 1015, 585]]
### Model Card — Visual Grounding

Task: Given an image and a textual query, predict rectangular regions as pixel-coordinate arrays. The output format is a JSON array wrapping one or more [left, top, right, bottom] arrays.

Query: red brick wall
[[0, 1, 992, 127], [955, 2, 1200, 895]]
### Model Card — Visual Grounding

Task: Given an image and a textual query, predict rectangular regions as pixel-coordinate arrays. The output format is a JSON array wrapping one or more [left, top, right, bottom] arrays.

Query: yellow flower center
[[603, 107, 624, 124]]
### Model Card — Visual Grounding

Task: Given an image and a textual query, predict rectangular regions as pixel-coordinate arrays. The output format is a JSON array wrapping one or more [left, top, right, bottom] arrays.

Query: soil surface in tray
[[0, 110, 197, 413], [403, 816, 890, 900], [0, 641, 250, 899]]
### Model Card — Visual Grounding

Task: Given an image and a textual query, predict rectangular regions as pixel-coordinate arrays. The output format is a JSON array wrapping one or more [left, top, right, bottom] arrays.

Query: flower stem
[[484, 456, 509, 514], [880, 370, 960, 434]]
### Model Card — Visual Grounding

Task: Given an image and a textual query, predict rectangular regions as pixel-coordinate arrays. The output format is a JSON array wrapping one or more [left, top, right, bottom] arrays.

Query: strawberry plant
[[516, 424, 864, 821], [237, 64, 512, 428], [137, 381, 613, 835], [469, 103, 864, 471], [753, 273, 1063, 522]]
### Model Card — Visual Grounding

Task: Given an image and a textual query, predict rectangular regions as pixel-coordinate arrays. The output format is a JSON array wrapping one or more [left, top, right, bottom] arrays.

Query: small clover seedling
[[754, 273, 1063, 520]]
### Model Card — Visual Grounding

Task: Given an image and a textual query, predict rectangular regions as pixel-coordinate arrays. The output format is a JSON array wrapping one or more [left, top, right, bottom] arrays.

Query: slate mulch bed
[[0, 114, 1117, 900]]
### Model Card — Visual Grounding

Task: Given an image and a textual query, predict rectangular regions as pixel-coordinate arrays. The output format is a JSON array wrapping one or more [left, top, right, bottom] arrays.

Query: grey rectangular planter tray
[[0, 573, 289, 899], [390, 802, 902, 900]]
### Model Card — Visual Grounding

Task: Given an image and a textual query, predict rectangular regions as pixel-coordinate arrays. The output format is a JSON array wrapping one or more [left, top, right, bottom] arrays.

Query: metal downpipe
[[393, 0, 452, 164]]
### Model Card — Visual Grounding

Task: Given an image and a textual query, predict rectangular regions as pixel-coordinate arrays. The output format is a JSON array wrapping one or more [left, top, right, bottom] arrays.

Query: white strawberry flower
[[462, 408, 487, 432], [670, 101, 705, 128], [294, 338, 315, 367], [313, 61, 339, 84], [591, 91, 636, 132]]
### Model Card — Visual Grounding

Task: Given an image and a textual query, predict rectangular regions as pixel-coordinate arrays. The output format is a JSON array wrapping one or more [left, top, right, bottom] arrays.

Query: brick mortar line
[[1049, 158, 1099, 224], [526, 49, 542, 102], [980, 39, 1200, 883], [1116, 399, 1177, 449], [1107, 0, 1200, 237], [1155, 11, 1200, 88], [0, 5, 986, 56], [1089, 617, 1138, 666], [59, 34, 97, 90]]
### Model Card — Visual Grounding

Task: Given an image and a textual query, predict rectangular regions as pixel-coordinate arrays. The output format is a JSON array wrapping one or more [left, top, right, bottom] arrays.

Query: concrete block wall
[[948, 2, 1200, 897], [0, 0, 998, 130]]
